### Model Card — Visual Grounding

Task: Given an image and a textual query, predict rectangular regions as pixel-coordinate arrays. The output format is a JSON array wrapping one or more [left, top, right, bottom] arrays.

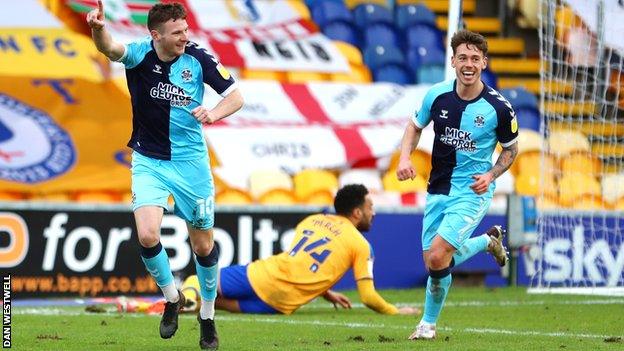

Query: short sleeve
[[352, 239, 374, 281], [496, 103, 519, 147], [413, 88, 436, 129], [186, 42, 236, 96], [118, 38, 151, 69]]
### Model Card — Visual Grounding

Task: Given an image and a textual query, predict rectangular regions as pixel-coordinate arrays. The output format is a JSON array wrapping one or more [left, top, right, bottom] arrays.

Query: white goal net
[[529, 0, 624, 296]]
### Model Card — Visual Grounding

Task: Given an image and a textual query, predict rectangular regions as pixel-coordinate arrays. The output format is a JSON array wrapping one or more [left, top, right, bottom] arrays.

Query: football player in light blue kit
[[397, 30, 519, 340], [87, 1, 243, 349]]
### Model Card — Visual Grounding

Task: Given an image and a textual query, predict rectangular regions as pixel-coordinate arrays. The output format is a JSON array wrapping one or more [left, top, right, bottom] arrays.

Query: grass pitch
[[13, 287, 624, 350]]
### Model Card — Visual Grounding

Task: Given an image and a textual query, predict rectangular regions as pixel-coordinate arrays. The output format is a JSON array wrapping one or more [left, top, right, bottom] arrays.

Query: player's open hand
[[470, 172, 494, 195], [323, 290, 352, 310], [396, 157, 416, 181], [397, 306, 421, 315], [192, 106, 218, 124], [86, 0, 105, 30]]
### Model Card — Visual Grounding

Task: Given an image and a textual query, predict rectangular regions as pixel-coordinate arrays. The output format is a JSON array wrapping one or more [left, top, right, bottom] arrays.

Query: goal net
[[529, 0, 624, 296]]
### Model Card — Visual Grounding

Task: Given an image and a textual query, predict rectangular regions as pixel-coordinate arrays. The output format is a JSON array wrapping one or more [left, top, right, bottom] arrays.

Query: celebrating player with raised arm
[[87, 1, 243, 349], [397, 30, 518, 340]]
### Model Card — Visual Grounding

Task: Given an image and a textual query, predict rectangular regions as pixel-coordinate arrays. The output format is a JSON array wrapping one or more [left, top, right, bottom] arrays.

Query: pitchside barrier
[[2, 202, 511, 298]]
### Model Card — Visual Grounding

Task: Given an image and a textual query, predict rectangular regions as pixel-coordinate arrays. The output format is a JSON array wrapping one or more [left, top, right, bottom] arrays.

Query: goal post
[[528, 0, 624, 296]]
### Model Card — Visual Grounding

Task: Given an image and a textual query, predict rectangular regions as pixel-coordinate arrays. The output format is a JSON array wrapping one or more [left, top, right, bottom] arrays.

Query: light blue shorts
[[421, 193, 492, 250], [131, 151, 215, 229]]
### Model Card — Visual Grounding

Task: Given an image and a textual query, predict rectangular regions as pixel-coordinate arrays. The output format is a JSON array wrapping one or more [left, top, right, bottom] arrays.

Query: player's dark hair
[[147, 2, 187, 31], [334, 184, 368, 216], [450, 29, 488, 57]]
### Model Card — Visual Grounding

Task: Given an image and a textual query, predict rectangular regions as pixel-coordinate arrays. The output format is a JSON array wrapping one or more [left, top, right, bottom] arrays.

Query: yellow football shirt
[[247, 214, 373, 314]]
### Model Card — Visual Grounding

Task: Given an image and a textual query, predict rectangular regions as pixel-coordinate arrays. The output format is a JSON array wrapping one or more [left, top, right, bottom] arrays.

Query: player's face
[[356, 195, 375, 232], [451, 43, 487, 87], [153, 19, 189, 58]]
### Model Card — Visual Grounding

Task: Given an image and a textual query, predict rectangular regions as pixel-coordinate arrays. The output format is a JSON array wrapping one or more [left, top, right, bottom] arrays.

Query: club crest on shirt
[[181, 68, 193, 82], [474, 115, 485, 127]]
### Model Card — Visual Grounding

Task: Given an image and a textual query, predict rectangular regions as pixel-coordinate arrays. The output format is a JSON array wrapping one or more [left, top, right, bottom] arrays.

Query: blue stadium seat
[[311, 0, 353, 28], [515, 107, 541, 131], [418, 66, 446, 84], [363, 45, 406, 71], [500, 87, 538, 110], [406, 46, 422, 77], [353, 3, 394, 29], [373, 64, 414, 85], [363, 23, 399, 50], [414, 46, 446, 84], [305, 0, 342, 8], [322, 21, 360, 47], [404, 23, 444, 51], [481, 67, 498, 89], [395, 4, 437, 31]]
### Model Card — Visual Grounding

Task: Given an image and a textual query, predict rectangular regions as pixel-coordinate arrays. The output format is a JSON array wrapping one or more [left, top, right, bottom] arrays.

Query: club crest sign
[[0, 93, 76, 183]]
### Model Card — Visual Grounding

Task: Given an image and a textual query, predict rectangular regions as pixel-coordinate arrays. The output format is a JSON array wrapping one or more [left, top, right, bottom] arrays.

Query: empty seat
[[74, 190, 120, 203], [240, 69, 287, 82], [382, 170, 427, 193], [303, 189, 335, 205], [363, 45, 405, 71], [363, 23, 400, 50], [601, 173, 624, 204], [547, 130, 590, 157], [322, 21, 360, 47], [286, 71, 329, 83], [294, 169, 339, 201], [388, 149, 432, 179], [0, 191, 26, 201], [515, 172, 557, 198], [404, 24, 444, 51], [215, 189, 253, 205], [330, 64, 372, 82], [412, 46, 446, 83], [500, 87, 538, 110], [345, 0, 387, 8], [558, 173, 601, 206], [248, 169, 293, 199], [516, 128, 544, 154], [418, 65, 445, 84], [560, 151, 602, 177], [353, 3, 394, 29], [338, 168, 383, 192], [312, 0, 353, 28], [30, 192, 71, 202], [373, 64, 414, 84], [515, 107, 541, 132], [332, 41, 363, 66], [286, 0, 312, 19], [258, 189, 297, 205], [570, 194, 605, 210], [511, 150, 557, 177], [481, 67, 498, 89], [395, 4, 437, 30]]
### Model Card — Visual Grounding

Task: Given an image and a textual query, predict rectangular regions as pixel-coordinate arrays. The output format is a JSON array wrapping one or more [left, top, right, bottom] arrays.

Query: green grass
[[13, 287, 624, 350]]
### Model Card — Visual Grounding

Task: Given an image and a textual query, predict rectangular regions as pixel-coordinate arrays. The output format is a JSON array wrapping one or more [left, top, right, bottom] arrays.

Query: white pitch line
[[303, 298, 624, 309], [14, 308, 622, 340]]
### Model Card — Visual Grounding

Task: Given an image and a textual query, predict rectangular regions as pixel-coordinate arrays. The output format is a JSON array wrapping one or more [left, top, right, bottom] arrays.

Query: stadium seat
[[74, 190, 121, 203], [215, 189, 253, 205], [363, 45, 406, 71], [493, 169, 514, 195], [353, 3, 394, 29], [294, 169, 339, 201], [558, 173, 601, 206], [511, 150, 558, 177], [240, 69, 287, 82], [332, 41, 364, 66], [388, 149, 432, 179], [382, 170, 427, 193], [601, 173, 624, 204], [286, 0, 312, 19], [500, 87, 538, 110], [570, 194, 605, 210], [0, 191, 26, 201], [516, 128, 544, 154], [612, 196, 624, 211], [373, 64, 414, 84], [418, 65, 446, 84], [345, 0, 387, 8], [405, 46, 422, 77], [303, 189, 335, 205], [515, 107, 541, 132], [248, 169, 293, 199], [481, 67, 499, 89], [536, 194, 559, 209], [395, 4, 437, 31], [363, 23, 400, 50], [258, 189, 297, 205], [404, 24, 444, 51], [286, 71, 329, 83], [560, 151, 602, 177], [121, 192, 133, 204], [322, 21, 360, 47], [413, 46, 446, 84], [330, 64, 372, 83], [515, 172, 557, 198], [547, 130, 590, 157], [30, 192, 71, 202], [338, 168, 383, 192], [311, 0, 353, 29]]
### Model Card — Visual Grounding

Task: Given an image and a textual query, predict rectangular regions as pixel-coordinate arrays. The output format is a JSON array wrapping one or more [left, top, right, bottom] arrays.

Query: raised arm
[[396, 121, 423, 181], [86, 0, 125, 61]]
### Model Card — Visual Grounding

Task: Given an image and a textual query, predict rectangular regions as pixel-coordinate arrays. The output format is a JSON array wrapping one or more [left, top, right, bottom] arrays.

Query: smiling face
[[152, 18, 189, 60], [451, 43, 488, 88]]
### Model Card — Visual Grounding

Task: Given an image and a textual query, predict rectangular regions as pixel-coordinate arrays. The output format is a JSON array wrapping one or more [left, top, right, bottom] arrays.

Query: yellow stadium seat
[[30, 192, 71, 202], [547, 130, 590, 158], [345, 0, 388, 8], [286, 71, 330, 83], [555, 6, 582, 43], [248, 169, 293, 199], [0, 191, 26, 201], [215, 189, 253, 205], [560, 151, 602, 177], [602, 174, 624, 204], [303, 189, 335, 206], [240, 69, 287, 82], [332, 41, 363, 66], [517, 128, 544, 154], [388, 149, 432, 179], [258, 189, 297, 205], [294, 169, 339, 201], [612, 197, 624, 211], [558, 174, 601, 206], [285, 0, 311, 19], [338, 168, 383, 192], [515, 172, 558, 198], [511, 150, 557, 177], [121, 192, 133, 204], [74, 190, 121, 203], [330, 64, 372, 83], [570, 194, 605, 210], [536, 194, 560, 210], [382, 171, 427, 193]]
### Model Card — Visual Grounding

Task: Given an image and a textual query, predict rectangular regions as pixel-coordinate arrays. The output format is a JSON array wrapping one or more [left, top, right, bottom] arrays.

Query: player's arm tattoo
[[490, 142, 518, 179]]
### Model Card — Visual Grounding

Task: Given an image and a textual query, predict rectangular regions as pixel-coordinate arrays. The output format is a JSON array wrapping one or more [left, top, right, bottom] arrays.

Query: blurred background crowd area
[[1, 0, 622, 211]]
